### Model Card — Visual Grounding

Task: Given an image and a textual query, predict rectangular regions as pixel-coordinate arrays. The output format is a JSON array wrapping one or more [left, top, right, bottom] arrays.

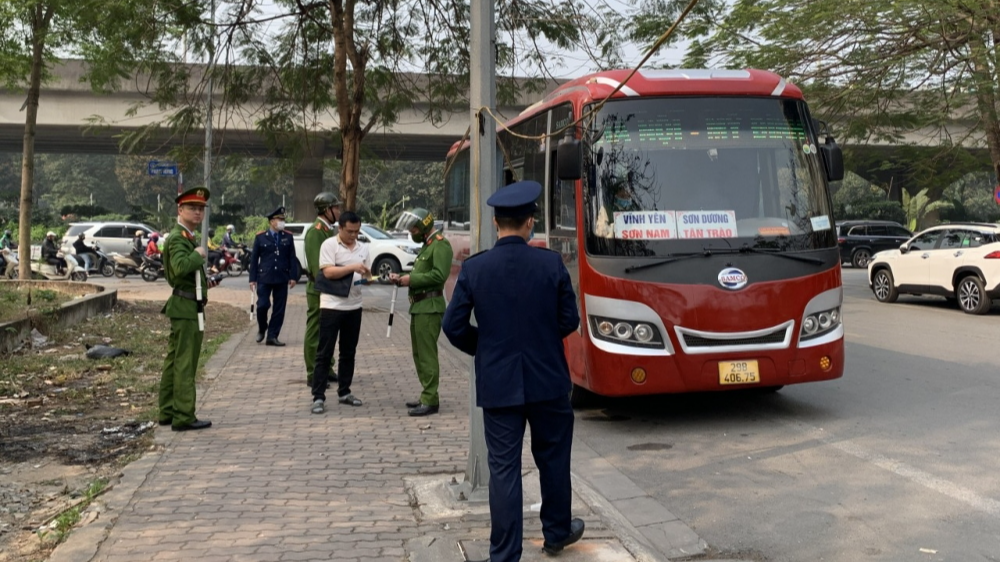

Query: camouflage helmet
[[395, 208, 435, 236], [313, 192, 341, 214]]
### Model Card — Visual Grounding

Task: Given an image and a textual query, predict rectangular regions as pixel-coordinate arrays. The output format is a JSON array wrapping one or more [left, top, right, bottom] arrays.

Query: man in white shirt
[[311, 211, 371, 414]]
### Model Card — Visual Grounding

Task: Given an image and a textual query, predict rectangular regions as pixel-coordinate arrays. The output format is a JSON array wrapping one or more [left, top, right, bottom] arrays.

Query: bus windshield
[[583, 97, 835, 257]]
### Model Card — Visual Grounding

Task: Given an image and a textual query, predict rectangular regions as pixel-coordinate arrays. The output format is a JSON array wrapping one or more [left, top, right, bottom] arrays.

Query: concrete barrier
[[0, 280, 117, 355]]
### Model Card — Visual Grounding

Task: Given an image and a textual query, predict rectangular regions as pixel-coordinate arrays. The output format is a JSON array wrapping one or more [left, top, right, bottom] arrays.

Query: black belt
[[409, 290, 443, 304], [172, 288, 207, 311]]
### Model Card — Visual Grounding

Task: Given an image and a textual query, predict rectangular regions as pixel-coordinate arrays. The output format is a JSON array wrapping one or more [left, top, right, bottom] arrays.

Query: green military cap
[[176, 186, 211, 206]]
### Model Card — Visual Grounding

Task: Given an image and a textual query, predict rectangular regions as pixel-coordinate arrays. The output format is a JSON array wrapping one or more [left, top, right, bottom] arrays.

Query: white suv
[[285, 222, 421, 280], [868, 223, 1000, 314], [62, 222, 158, 256]]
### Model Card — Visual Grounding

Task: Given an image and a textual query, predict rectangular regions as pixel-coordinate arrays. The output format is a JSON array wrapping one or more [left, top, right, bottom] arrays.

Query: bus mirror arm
[[556, 137, 583, 181]]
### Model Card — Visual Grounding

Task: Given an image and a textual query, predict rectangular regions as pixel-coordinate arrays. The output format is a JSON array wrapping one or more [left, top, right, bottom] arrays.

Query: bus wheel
[[570, 384, 601, 409]]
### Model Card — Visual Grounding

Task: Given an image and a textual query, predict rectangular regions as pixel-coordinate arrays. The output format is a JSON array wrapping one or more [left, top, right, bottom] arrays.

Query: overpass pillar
[[292, 138, 326, 221]]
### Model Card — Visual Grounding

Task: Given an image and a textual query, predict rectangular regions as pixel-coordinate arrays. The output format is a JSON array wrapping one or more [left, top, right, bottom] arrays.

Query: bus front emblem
[[718, 267, 748, 290]]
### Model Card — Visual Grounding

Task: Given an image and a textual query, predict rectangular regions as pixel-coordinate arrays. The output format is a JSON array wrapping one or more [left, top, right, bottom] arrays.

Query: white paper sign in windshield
[[676, 211, 738, 239], [613, 211, 678, 240]]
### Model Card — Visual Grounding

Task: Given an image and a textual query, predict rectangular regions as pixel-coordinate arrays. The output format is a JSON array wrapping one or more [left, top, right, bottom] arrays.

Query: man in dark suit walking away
[[443, 180, 584, 562], [249, 207, 300, 346]]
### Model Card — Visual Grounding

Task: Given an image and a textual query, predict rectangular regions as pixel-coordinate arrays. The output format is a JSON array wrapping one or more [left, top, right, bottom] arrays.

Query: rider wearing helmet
[[43, 231, 68, 273], [73, 232, 96, 272], [304, 192, 342, 386], [131, 230, 145, 261], [390, 208, 451, 416], [222, 224, 236, 249], [0, 229, 13, 250], [146, 232, 162, 261]]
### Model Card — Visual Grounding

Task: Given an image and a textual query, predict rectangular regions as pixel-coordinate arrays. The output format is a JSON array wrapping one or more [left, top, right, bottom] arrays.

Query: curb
[[45, 326, 249, 562]]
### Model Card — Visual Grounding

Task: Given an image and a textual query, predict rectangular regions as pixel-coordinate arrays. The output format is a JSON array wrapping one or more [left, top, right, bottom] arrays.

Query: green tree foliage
[[902, 188, 955, 231], [0, 0, 203, 277], [941, 172, 1000, 223], [832, 173, 906, 224], [119, 1, 607, 213]]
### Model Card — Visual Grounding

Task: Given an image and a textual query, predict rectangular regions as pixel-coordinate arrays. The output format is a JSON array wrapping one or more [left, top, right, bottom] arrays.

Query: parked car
[[61, 222, 157, 257], [285, 222, 420, 281], [836, 220, 912, 268], [867, 222, 1000, 314]]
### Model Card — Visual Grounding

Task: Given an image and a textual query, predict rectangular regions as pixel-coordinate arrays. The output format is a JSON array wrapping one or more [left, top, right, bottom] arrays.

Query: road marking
[[786, 421, 1000, 518]]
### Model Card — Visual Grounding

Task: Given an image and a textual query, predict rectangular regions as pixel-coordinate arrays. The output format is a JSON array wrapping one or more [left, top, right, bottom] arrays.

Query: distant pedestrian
[[310, 211, 370, 414], [249, 207, 300, 346], [443, 180, 584, 562], [389, 207, 451, 417], [304, 192, 341, 386], [160, 187, 218, 432]]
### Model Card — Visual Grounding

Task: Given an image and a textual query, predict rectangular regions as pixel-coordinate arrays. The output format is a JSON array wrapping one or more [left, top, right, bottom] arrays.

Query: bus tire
[[569, 383, 601, 409]]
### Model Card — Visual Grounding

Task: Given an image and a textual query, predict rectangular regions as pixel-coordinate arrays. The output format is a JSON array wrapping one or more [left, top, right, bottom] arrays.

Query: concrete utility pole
[[201, 0, 215, 250], [452, 0, 496, 503]]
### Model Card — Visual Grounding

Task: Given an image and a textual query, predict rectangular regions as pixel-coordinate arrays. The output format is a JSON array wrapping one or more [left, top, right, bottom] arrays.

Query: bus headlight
[[800, 307, 840, 340], [589, 315, 665, 348], [634, 323, 654, 343]]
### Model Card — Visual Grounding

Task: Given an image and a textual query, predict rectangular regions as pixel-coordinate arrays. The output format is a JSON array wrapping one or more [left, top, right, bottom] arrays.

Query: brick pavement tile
[[88, 296, 620, 561]]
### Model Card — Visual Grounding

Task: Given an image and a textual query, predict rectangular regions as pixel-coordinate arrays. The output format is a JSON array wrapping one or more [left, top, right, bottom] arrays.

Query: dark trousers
[[312, 307, 363, 402], [483, 396, 575, 562], [256, 282, 288, 339], [45, 256, 66, 271]]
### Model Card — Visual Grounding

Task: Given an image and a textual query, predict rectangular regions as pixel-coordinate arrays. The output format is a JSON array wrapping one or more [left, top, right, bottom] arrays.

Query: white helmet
[[46, 231, 56, 237], [135, 230, 144, 237], [226, 224, 234, 231]]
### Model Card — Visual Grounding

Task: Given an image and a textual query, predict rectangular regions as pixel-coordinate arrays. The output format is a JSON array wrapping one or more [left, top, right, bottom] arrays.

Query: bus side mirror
[[819, 137, 844, 182], [556, 138, 582, 181]]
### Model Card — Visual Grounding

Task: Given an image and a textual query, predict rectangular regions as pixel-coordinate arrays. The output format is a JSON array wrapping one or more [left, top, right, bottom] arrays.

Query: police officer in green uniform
[[304, 192, 341, 386], [390, 208, 451, 417], [159, 187, 218, 432]]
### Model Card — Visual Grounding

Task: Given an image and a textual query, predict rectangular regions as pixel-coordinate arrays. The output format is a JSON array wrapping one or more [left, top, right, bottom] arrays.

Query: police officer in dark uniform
[[249, 207, 300, 346], [442, 181, 584, 562]]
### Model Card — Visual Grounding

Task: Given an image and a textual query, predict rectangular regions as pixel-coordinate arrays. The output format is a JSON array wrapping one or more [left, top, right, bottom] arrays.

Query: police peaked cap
[[176, 187, 210, 205], [488, 180, 541, 218], [266, 206, 286, 220]]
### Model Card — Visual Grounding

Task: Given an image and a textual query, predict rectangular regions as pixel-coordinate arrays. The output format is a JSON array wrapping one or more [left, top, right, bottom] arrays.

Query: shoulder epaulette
[[435, 234, 444, 241], [314, 223, 328, 231]]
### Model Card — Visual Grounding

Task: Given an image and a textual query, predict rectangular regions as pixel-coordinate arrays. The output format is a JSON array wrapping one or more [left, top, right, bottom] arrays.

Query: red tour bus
[[442, 69, 846, 406]]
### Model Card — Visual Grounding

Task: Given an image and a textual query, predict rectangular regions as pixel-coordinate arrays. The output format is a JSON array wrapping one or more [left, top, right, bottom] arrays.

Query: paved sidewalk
[[48, 293, 718, 562]]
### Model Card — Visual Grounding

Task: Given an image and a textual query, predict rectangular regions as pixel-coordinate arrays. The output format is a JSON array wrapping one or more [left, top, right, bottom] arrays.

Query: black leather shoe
[[265, 339, 285, 347], [542, 518, 585, 555], [405, 399, 422, 408], [255, 331, 265, 343], [158, 419, 171, 426], [408, 404, 439, 417], [171, 420, 212, 432]]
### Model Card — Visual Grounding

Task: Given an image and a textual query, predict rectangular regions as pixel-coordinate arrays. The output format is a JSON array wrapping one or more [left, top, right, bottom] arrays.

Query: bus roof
[[446, 68, 804, 156]]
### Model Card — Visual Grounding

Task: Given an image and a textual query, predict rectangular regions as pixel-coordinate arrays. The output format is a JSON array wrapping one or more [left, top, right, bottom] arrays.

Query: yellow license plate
[[718, 360, 760, 385]]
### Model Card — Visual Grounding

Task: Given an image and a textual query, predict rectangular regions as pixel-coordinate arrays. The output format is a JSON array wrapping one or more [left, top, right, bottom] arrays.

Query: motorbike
[[0, 247, 17, 279], [71, 243, 115, 278], [140, 254, 165, 282], [110, 252, 143, 278], [31, 254, 88, 282]]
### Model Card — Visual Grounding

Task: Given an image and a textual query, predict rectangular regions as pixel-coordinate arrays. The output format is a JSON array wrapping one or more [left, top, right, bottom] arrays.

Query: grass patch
[[0, 285, 74, 324]]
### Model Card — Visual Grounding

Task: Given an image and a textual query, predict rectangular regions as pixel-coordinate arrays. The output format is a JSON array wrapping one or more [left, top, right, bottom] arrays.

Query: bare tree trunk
[[342, 129, 362, 210], [18, 6, 50, 280]]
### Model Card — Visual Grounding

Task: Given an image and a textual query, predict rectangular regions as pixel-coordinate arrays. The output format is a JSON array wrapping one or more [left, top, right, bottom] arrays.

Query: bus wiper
[[623, 250, 711, 273], [739, 244, 824, 265]]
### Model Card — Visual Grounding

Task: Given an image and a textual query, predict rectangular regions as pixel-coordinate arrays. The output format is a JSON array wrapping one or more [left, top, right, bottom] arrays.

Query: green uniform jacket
[[305, 217, 335, 295], [162, 223, 208, 319], [408, 231, 451, 314]]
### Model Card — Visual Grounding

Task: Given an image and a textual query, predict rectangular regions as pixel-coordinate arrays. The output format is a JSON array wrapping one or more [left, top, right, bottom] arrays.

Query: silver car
[[61, 222, 158, 256]]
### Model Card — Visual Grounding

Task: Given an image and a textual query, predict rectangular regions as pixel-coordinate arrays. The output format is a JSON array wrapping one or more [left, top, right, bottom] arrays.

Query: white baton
[[386, 284, 398, 338], [196, 270, 205, 332]]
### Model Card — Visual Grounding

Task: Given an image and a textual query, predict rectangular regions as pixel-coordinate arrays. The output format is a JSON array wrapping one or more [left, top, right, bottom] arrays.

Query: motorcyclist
[[73, 233, 96, 272], [0, 229, 13, 250], [130, 230, 145, 262], [222, 224, 236, 249], [207, 228, 224, 273], [42, 231, 68, 274], [144, 232, 163, 271]]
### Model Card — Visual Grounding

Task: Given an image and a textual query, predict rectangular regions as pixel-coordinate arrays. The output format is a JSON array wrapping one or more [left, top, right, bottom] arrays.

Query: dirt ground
[[0, 298, 247, 562]]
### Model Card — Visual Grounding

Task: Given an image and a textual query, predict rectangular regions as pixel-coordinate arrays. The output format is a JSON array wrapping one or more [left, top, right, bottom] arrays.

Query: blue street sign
[[148, 160, 178, 177]]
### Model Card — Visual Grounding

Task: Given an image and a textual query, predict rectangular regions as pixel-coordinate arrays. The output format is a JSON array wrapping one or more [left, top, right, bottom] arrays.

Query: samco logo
[[718, 267, 748, 290]]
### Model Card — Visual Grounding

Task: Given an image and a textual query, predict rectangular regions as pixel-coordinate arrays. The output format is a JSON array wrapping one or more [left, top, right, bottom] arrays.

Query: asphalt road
[[573, 267, 1000, 562]]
